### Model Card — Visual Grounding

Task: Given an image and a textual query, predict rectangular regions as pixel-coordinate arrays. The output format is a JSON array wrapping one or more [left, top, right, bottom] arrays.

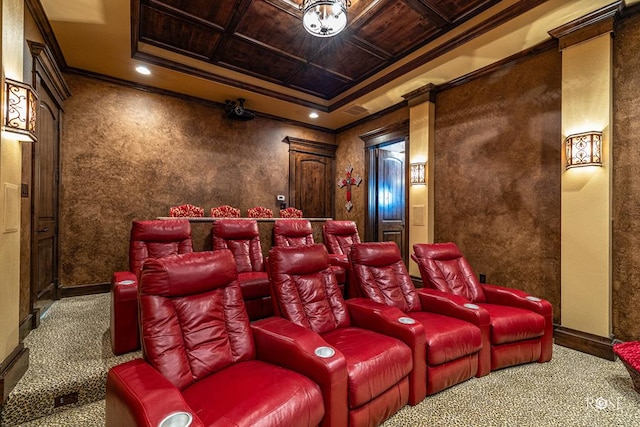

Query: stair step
[[17, 400, 105, 427], [0, 294, 140, 426]]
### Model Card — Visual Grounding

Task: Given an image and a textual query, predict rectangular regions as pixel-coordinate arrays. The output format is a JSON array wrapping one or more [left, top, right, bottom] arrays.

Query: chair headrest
[[131, 219, 191, 242], [213, 219, 259, 239], [350, 242, 401, 267], [274, 219, 313, 237], [269, 244, 329, 276], [413, 242, 462, 261], [140, 250, 238, 297], [324, 220, 358, 235]]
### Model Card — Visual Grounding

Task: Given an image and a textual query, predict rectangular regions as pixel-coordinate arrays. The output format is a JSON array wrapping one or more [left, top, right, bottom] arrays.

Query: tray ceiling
[[37, 0, 626, 129], [135, 0, 500, 100]]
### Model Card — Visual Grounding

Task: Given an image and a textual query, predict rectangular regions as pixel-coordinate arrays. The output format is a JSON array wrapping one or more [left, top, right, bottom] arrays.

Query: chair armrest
[[106, 359, 204, 427], [345, 298, 427, 405], [416, 288, 490, 326], [481, 283, 552, 316], [416, 288, 492, 377], [345, 298, 426, 345], [251, 317, 348, 427], [112, 271, 137, 289], [481, 283, 553, 363]]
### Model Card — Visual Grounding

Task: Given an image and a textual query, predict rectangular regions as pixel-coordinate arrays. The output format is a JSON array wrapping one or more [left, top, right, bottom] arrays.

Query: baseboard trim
[[0, 344, 29, 404], [19, 314, 34, 342], [554, 326, 615, 361], [58, 282, 110, 298]]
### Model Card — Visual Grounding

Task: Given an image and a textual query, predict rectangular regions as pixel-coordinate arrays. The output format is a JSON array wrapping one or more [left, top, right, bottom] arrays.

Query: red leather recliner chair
[[349, 242, 484, 396], [110, 219, 192, 355], [212, 219, 273, 320], [412, 242, 553, 372], [323, 220, 361, 261], [273, 219, 347, 293], [106, 250, 325, 427], [259, 244, 424, 426], [323, 220, 362, 298]]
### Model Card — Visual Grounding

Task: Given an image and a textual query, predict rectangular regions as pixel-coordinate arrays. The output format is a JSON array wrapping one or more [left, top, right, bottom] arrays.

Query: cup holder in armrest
[[159, 412, 193, 427], [526, 296, 542, 302], [314, 346, 336, 358], [398, 317, 416, 325], [118, 280, 135, 285], [463, 303, 480, 310]]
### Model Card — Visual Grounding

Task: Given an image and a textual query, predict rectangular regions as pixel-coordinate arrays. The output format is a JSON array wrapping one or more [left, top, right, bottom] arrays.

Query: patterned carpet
[[0, 294, 140, 427], [2, 294, 640, 426]]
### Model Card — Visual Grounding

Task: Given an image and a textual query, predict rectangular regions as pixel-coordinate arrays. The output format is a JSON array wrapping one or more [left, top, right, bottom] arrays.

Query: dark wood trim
[[335, 101, 408, 134], [402, 83, 438, 107], [129, 0, 550, 115], [283, 137, 338, 158], [549, 0, 623, 42], [65, 68, 335, 134], [330, 0, 550, 111], [359, 120, 410, 148], [28, 41, 71, 108], [0, 344, 29, 404], [24, 0, 67, 70], [554, 326, 615, 361], [548, 1, 620, 50], [437, 38, 558, 92], [58, 283, 110, 298], [619, 0, 640, 21], [131, 50, 330, 112], [18, 314, 34, 342]]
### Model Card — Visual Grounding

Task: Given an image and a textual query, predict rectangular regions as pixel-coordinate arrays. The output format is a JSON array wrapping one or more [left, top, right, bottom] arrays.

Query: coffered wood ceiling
[[135, 0, 500, 100], [36, 0, 627, 129]]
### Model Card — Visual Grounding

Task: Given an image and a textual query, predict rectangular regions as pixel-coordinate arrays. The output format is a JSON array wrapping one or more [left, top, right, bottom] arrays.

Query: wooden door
[[377, 149, 407, 262], [285, 137, 336, 218], [293, 153, 333, 217], [31, 81, 60, 311]]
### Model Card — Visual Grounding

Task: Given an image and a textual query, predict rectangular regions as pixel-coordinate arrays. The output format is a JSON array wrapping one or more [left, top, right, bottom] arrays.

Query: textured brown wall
[[59, 74, 334, 287], [433, 49, 562, 322], [613, 14, 640, 342], [335, 108, 410, 239]]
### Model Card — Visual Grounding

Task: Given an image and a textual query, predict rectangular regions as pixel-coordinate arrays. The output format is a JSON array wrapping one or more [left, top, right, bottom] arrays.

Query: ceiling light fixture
[[309, 112, 319, 118], [301, 0, 351, 37]]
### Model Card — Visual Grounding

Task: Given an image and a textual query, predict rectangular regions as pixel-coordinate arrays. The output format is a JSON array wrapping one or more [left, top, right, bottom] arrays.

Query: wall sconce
[[565, 131, 602, 169], [3, 78, 38, 142], [410, 162, 426, 185]]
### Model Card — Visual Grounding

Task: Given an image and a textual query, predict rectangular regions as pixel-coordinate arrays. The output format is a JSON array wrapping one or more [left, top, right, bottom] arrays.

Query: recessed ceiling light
[[135, 66, 151, 75], [309, 112, 319, 119]]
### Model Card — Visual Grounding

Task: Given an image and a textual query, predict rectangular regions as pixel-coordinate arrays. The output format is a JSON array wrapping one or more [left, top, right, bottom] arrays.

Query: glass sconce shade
[[565, 131, 602, 169], [410, 162, 426, 185], [3, 79, 38, 142]]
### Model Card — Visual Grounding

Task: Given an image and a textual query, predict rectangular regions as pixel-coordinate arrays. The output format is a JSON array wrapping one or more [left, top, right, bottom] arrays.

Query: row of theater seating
[[110, 219, 361, 356], [106, 239, 553, 427]]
